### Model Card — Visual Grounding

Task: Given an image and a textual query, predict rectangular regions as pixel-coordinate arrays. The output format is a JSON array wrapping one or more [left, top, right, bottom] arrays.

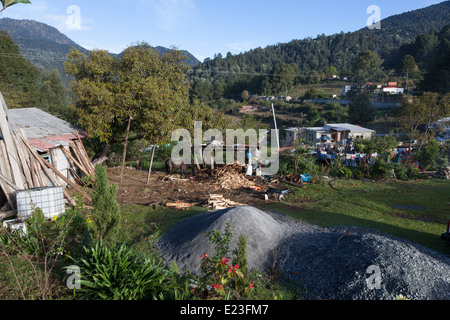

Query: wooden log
[[0, 172, 19, 191], [0, 140, 12, 184], [60, 145, 91, 177], [75, 130, 94, 174], [13, 134, 34, 189], [0, 94, 24, 189], [71, 143, 93, 177], [165, 201, 196, 209], [0, 210, 16, 221]]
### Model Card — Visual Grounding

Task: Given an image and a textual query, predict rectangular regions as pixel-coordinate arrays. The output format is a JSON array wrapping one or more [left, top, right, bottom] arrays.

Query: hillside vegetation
[[187, 1, 450, 100]]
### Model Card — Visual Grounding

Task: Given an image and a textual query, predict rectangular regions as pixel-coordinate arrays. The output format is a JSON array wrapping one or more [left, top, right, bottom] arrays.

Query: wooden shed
[[0, 92, 93, 220]]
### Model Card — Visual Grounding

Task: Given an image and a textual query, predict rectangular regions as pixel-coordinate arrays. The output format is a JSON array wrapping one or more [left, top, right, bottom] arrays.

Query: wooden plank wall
[[0, 92, 93, 213]]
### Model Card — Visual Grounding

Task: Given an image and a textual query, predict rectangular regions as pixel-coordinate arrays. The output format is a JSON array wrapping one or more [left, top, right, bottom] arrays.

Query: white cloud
[[151, 0, 196, 32], [228, 41, 257, 54]]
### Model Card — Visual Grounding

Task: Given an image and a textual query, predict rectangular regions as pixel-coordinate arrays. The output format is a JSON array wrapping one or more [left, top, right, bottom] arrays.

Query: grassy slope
[[263, 179, 450, 255]]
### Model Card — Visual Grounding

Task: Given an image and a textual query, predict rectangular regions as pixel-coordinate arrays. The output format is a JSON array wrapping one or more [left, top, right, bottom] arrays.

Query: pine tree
[[90, 165, 121, 243]]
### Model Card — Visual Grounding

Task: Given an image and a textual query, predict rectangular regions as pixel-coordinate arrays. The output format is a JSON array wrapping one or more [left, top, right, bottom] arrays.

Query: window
[[42, 154, 52, 165]]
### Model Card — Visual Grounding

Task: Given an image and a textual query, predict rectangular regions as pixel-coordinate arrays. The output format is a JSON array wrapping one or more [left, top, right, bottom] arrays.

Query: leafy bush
[[66, 239, 182, 300], [329, 164, 352, 180], [349, 166, 362, 180], [414, 139, 441, 171], [232, 234, 248, 278], [393, 163, 409, 181], [369, 159, 393, 180]]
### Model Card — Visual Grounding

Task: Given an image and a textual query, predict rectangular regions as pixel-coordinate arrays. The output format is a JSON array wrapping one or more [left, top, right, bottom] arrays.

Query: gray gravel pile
[[157, 206, 290, 274], [157, 206, 450, 300]]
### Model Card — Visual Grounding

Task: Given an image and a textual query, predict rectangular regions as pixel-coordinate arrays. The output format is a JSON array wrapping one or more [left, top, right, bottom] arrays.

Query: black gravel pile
[[156, 206, 450, 300], [278, 225, 450, 300]]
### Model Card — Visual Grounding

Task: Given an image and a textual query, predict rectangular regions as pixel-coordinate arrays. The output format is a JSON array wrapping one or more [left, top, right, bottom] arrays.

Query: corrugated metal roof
[[28, 138, 58, 152], [7, 108, 86, 140]]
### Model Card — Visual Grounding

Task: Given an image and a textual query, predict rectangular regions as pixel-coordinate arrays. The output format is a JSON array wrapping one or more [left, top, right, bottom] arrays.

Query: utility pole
[[405, 69, 409, 95], [271, 103, 280, 150]]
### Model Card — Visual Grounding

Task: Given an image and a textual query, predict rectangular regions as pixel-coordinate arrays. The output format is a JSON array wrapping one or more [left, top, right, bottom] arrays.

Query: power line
[[0, 51, 69, 62]]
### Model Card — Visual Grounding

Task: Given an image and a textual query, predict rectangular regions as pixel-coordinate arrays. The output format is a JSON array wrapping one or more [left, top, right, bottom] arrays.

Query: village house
[[239, 105, 257, 113], [342, 81, 404, 97], [381, 86, 405, 95], [285, 123, 375, 147]]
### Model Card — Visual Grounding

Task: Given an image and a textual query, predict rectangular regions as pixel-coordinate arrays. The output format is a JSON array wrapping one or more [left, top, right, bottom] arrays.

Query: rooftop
[[298, 123, 375, 133], [8, 108, 85, 139], [7, 108, 87, 152]]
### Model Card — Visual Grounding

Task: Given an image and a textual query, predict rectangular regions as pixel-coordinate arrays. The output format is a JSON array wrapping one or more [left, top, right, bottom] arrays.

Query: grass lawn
[[263, 178, 450, 255]]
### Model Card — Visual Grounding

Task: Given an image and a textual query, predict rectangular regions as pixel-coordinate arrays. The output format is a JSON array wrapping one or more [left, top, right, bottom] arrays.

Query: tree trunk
[[146, 145, 156, 185], [120, 117, 132, 183]]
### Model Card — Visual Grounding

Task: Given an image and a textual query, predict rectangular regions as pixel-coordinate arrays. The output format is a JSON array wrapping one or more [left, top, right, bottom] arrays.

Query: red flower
[[228, 264, 239, 273], [211, 284, 223, 291], [249, 283, 254, 289], [219, 258, 230, 265], [201, 253, 208, 259]]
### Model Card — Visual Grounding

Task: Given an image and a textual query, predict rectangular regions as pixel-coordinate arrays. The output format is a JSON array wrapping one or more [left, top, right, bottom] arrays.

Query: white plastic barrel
[[16, 187, 65, 220]]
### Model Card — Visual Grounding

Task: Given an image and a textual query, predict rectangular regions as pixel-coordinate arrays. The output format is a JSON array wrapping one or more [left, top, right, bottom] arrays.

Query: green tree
[[420, 25, 450, 94], [90, 165, 121, 243], [402, 54, 420, 78], [350, 50, 384, 86], [0, 30, 40, 108], [348, 91, 375, 125], [414, 139, 441, 171], [0, 0, 31, 13], [65, 44, 190, 165], [270, 62, 297, 95], [39, 69, 68, 118], [395, 92, 450, 148]]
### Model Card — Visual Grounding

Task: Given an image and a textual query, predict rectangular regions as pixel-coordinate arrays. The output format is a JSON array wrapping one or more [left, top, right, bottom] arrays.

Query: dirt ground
[[106, 166, 274, 208]]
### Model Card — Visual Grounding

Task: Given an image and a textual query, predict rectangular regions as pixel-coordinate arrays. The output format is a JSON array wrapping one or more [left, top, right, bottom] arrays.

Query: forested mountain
[[0, 18, 200, 86], [152, 46, 200, 67], [0, 18, 88, 84], [187, 1, 450, 100]]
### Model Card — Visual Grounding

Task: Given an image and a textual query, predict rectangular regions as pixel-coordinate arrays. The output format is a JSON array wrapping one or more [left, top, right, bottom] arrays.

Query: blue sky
[[0, 0, 444, 62]]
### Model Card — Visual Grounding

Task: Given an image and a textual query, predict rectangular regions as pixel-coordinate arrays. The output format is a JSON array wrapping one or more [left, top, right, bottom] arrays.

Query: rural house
[[285, 123, 375, 147]]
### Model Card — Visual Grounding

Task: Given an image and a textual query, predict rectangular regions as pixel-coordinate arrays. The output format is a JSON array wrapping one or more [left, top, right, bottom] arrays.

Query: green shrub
[[66, 239, 181, 300], [232, 234, 249, 279], [90, 165, 121, 243], [349, 166, 362, 180], [393, 163, 409, 181], [369, 159, 393, 180], [329, 164, 352, 180]]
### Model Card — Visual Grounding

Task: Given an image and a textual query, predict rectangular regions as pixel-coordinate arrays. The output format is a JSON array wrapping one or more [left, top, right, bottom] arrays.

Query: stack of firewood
[[216, 172, 253, 190], [212, 161, 252, 189], [204, 194, 245, 210], [212, 161, 246, 176]]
